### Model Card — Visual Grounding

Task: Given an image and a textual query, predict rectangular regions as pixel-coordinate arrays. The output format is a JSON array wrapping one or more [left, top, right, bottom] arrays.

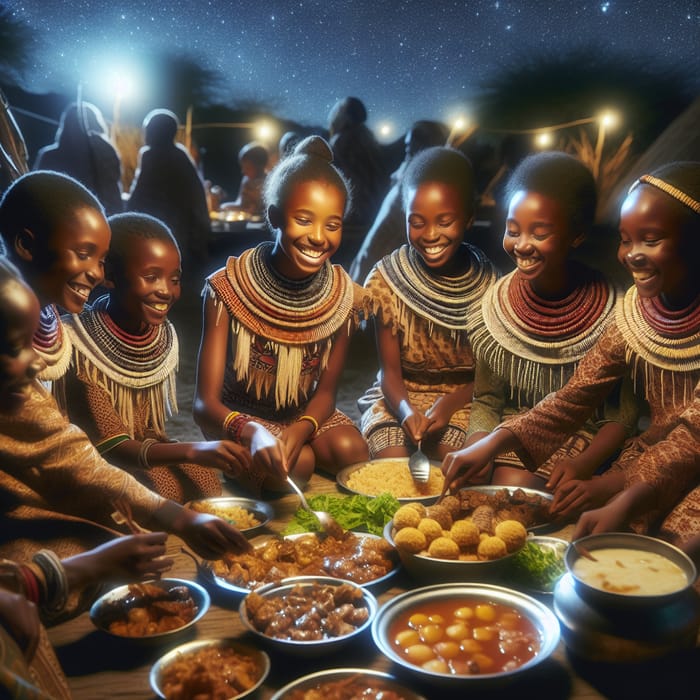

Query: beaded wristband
[[297, 414, 319, 435], [227, 413, 251, 443], [222, 410, 241, 433], [32, 549, 68, 613], [18, 565, 40, 605], [138, 438, 158, 469]]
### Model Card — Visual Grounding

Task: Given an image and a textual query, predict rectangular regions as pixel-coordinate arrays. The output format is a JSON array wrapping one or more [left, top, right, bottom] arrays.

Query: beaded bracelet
[[138, 438, 158, 469], [226, 413, 251, 443], [18, 565, 40, 605], [297, 414, 319, 436], [32, 549, 68, 613], [222, 410, 241, 433]]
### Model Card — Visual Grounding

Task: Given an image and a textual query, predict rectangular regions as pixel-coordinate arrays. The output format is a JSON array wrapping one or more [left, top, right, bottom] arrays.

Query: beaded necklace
[[33, 304, 72, 383]]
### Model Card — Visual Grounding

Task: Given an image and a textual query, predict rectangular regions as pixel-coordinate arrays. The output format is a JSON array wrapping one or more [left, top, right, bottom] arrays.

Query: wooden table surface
[[47, 474, 696, 699]]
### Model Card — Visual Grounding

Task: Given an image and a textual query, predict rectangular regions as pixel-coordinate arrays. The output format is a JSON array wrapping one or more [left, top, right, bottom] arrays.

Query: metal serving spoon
[[408, 439, 431, 483], [286, 475, 345, 538]]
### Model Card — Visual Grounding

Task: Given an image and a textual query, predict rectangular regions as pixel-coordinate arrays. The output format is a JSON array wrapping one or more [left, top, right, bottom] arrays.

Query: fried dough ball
[[428, 536, 460, 560], [393, 505, 422, 530], [405, 502, 427, 517], [417, 518, 444, 543], [494, 520, 528, 553], [394, 527, 427, 554], [477, 535, 507, 561], [450, 519, 480, 550], [440, 495, 461, 520], [425, 504, 452, 530]]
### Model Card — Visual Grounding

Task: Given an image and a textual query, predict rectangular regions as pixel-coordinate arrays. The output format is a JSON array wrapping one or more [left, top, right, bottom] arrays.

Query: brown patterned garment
[[468, 268, 639, 480], [64, 301, 221, 503], [0, 382, 165, 615], [359, 243, 498, 454], [503, 287, 700, 546]]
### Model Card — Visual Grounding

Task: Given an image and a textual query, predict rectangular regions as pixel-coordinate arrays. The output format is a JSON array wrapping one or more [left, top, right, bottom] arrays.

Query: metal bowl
[[270, 668, 428, 700], [150, 637, 270, 699], [239, 575, 378, 658], [337, 458, 444, 504], [508, 536, 569, 596], [206, 532, 400, 596], [565, 532, 697, 608], [371, 583, 560, 688], [89, 578, 210, 643], [187, 496, 274, 537], [383, 520, 520, 583]]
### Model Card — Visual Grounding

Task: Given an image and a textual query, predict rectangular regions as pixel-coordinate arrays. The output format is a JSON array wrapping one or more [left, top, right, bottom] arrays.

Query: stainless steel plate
[[187, 496, 274, 536]]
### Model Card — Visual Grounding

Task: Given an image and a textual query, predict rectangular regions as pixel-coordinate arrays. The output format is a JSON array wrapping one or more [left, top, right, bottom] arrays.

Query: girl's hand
[[400, 409, 434, 445], [186, 440, 253, 475], [62, 533, 173, 588], [0, 589, 40, 662], [546, 457, 585, 492], [441, 441, 493, 488], [170, 509, 251, 560], [248, 423, 288, 482], [279, 422, 311, 472], [572, 499, 630, 540], [550, 479, 612, 520]]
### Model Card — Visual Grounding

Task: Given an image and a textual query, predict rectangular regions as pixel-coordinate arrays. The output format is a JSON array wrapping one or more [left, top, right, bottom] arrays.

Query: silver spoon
[[286, 475, 345, 538], [408, 439, 431, 483]]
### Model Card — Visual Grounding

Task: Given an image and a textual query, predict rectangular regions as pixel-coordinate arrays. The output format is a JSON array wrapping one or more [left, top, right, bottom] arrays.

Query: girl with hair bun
[[194, 135, 370, 494]]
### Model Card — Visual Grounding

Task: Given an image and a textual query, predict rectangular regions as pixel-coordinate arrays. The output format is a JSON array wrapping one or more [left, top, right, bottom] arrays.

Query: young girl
[[465, 152, 637, 515], [0, 254, 250, 618], [63, 213, 251, 502], [193, 136, 369, 493], [0, 170, 111, 405], [358, 146, 498, 460], [443, 162, 700, 551]]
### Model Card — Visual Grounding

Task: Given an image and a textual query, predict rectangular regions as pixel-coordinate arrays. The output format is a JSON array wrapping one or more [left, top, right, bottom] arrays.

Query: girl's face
[[405, 182, 469, 273], [26, 206, 111, 313], [504, 190, 582, 297], [272, 180, 345, 279], [618, 184, 698, 308], [110, 237, 182, 333], [0, 279, 43, 414]]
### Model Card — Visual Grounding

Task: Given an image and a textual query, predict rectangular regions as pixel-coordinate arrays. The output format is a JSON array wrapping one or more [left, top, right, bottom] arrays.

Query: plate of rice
[[186, 497, 274, 537], [337, 458, 444, 504]]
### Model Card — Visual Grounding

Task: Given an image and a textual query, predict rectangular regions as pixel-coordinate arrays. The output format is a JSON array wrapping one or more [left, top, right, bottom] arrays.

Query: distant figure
[[328, 97, 389, 229], [220, 141, 268, 218], [34, 102, 123, 215], [348, 120, 449, 282], [127, 109, 210, 270]]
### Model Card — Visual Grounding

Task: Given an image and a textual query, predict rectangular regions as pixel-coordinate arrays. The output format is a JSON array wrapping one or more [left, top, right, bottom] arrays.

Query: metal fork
[[286, 475, 345, 538], [408, 440, 431, 483]]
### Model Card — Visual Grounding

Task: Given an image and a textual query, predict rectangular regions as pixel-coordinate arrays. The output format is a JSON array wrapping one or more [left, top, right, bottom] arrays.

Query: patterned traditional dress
[[63, 296, 222, 502], [0, 382, 165, 616], [359, 243, 498, 455], [468, 264, 638, 480], [503, 286, 700, 545], [33, 304, 72, 410], [205, 242, 368, 479]]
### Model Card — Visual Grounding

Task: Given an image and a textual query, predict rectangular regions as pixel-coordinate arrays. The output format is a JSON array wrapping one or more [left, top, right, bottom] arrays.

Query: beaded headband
[[630, 174, 700, 215]]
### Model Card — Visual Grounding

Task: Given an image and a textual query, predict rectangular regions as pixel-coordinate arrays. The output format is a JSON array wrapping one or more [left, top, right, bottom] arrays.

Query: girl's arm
[[424, 381, 473, 436], [375, 318, 430, 443]]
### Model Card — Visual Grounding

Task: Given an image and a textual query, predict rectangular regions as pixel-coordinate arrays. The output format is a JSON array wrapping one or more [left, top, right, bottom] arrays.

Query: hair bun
[[293, 135, 333, 163]]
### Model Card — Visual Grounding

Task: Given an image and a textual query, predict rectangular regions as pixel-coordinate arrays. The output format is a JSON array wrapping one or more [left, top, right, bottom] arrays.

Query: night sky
[[7, 1, 700, 137]]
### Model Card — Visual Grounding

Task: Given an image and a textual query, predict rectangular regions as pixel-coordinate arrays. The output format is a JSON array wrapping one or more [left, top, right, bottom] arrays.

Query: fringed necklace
[[375, 243, 497, 345], [617, 287, 700, 409], [207, 242, 360, 409], [65, 295, 179, 437], [34, 304, 72, 382], [470, 266, 617, 406]]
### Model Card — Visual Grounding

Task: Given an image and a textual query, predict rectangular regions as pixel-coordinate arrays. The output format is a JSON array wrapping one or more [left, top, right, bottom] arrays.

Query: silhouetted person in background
[[328, 97, 389, 230], [220, 141, 268, 218], [127, 109, 210, 280], [349, 120, 449, 282], [34, 102, 123, 215]]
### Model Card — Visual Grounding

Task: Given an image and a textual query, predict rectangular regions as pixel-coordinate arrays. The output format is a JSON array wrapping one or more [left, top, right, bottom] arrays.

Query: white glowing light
[[535, 132, 553, 148]]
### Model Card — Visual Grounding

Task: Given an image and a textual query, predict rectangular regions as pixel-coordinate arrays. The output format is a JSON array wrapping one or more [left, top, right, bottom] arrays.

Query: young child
[[443, 162, 700, 552], [465, 152, 637, 516], [0, 170, 111, 405], [193, 135, 370, 493], [0, 254, 250, 618], [63, 213, 252, 502], [358, 146, 498, 460], [221, 141, 269, 218]]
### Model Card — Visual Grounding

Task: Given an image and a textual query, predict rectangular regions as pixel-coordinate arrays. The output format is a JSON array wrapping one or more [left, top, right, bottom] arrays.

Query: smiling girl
[[63, 213, 250, 502], [443, 162, 700, 551], [0, 171, 110, 403], [193, 136, 370, 493], [358, 146, 498, 461], [462, 153, 637, 515]]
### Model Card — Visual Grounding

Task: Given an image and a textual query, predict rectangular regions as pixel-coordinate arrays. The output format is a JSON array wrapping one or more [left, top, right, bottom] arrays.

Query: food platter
[[270, 668, 428, 700], [202, 532, 400, 597], [336, 457, 444, 504], [186, 496, 274, 537]]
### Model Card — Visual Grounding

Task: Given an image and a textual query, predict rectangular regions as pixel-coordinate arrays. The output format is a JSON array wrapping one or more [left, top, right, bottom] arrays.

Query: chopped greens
[[281, 492, 401, 536], [510, 540, 567, 592]]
